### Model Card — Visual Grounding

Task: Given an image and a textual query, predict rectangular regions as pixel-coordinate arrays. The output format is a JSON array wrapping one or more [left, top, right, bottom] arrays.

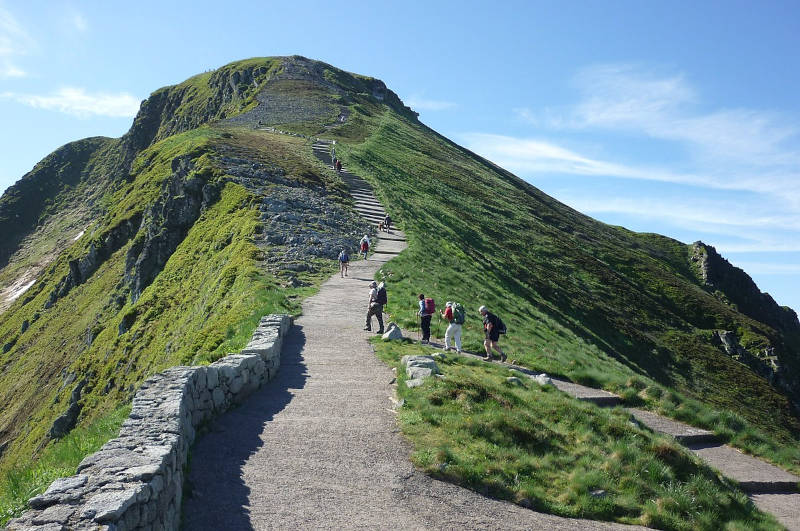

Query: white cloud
[[0, 6, 33, 78], [70, 12, 88, 33], [406, 95, 457, 111], [0, 59, 24, 78], [1, 87, 140, 117], [460, 132, 721, 187], [562, 64, 800, 167]]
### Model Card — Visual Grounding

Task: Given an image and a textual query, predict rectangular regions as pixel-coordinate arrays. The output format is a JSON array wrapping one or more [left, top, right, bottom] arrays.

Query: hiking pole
[[436, 314, 441, 340]]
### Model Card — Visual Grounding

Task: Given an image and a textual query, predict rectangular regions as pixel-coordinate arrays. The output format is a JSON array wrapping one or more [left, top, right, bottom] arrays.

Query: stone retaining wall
[[7, 314, 292, 531]]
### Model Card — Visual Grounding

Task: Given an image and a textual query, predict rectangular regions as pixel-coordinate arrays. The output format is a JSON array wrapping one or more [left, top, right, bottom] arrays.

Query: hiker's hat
[[479, 305, 487, 313], [446, 301, 453, 307], [369, 281, 377, 288]]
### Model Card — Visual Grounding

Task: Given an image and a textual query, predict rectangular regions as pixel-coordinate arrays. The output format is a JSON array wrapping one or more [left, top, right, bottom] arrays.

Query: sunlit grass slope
[[333, 106, 800, 466], [374, 340, 780, 530]]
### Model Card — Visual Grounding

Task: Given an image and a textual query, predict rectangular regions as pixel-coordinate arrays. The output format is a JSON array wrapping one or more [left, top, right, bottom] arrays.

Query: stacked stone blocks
[[7, 314, 292, 531]]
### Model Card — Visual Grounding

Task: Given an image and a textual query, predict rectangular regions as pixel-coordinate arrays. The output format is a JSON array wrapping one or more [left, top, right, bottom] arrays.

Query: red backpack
[[424, 297, 435, 315]]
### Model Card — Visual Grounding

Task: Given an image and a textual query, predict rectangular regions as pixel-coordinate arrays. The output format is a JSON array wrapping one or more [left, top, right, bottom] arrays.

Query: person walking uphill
[[360, 235, 370, 259], [418, 294, 435, 344], [480, 305, 506, 362], [441, 301, 464, 353], [338, 249, 349, 278], [364, 281, 386, 334]]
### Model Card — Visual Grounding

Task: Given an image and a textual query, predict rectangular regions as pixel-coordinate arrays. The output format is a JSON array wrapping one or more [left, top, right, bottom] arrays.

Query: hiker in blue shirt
[[337, 249, 349, 278]]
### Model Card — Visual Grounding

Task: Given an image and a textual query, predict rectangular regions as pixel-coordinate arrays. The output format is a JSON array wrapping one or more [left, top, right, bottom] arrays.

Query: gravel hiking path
[[183, 144, 638, 529]]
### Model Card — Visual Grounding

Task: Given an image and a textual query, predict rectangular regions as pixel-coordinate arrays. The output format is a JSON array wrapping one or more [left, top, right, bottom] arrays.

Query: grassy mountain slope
[[0, 58, 382, 520], [0, 56, 797, 526], [333, 105, 800, 449]]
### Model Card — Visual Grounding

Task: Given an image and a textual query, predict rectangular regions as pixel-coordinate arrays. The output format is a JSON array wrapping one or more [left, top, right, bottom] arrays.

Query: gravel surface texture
[[183, 232, 640, 530]]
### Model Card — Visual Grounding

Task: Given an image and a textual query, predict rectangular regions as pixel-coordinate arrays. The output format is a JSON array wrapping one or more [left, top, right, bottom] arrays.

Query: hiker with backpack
[[359, 235, 370, 259], [383, 214, 392, 232], [418, 294, 435, 344], [479, 305, 506, 362], [337, 249, 350, 278], [441, 301, 464, 353], [364, 281, 386, 334]]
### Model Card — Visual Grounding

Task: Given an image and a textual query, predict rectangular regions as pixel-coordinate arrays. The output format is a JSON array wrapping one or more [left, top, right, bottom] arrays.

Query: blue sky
[[2, 0, 799, 312]]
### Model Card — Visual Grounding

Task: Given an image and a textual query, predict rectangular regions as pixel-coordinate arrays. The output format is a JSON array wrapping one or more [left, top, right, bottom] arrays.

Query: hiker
[[332, 157, 338, 169], [383, 214, 392, 232], [479, 305, 506, 362], [337, 248, 350, 277], [364, 281, 385, 334], [359, 235, 370, 259], [441, 301, 464, 353], [335, 159, 342, 173], [418, 294, 435, 344]]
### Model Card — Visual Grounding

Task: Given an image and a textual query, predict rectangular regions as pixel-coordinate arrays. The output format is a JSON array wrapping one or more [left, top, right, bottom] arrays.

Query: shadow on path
[[182, 326, 308, 531]]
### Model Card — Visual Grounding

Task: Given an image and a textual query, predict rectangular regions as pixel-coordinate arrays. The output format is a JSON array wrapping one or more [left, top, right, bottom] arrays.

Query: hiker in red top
[[335, 159, 342, 173], [359, 235, 370, 259], [441, 301, 463, 353]]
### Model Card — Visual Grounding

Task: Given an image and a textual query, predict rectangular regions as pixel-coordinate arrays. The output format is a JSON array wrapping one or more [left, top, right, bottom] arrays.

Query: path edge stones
[[7, 314, 292, 531]]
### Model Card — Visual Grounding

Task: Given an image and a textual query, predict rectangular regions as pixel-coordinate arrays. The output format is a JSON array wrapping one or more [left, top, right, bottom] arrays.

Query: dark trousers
[[421, 315, 432, 341], [366, 303, 384, 331]]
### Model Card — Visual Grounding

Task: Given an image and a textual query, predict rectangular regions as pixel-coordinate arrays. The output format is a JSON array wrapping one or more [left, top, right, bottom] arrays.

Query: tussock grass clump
[[375, 340, 779, 530]]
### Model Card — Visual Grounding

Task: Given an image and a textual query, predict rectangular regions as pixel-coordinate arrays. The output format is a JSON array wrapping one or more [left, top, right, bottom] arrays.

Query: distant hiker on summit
[[360, 235, 370, 259], [418, 294, 435, 344], [441, 301, 465, 353], [364, 281, 386, 334], [337, 249, 349, 277], [480, 305, 506, 362]]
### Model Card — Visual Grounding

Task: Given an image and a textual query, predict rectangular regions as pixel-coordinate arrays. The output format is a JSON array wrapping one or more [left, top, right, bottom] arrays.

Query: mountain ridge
[[0, 55, 798, 527]]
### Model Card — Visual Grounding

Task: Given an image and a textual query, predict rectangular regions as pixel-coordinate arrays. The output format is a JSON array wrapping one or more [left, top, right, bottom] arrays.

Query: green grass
[[331, 106, 800, 474], [375, 339, 779, 530], [0, 405, 130, 526], [0, 125, 342, 498]]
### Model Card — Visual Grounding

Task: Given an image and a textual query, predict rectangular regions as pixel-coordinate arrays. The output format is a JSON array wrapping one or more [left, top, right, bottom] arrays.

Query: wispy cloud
[[1, 87, 140, 117], [557, 64, 800, 168], [406, 95, 457, 111], [460, 132, 727, 188], [69, 12, 88, 33], [0, 6, 34, 78]]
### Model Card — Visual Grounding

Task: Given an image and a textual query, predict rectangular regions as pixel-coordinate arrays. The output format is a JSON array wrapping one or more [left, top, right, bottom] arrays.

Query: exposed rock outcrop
[[45, 214, 142, 308], [48, 377, 88, 439], [124, 155, 219, 302], [691, 242, 799, 334]]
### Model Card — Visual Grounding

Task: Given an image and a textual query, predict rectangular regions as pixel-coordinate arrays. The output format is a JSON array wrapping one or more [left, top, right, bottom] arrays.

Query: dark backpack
[[496, 316, 507, 335], [339, 252, 349, 262], [376, 286, 387, 305], [424, 297, 436, 315], [452, 303, 466, 325]]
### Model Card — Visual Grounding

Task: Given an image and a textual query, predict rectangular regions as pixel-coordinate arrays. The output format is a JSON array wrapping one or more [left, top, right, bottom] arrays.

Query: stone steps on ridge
[[687, 443, 800, 493], [625, 408, 718, 445]]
